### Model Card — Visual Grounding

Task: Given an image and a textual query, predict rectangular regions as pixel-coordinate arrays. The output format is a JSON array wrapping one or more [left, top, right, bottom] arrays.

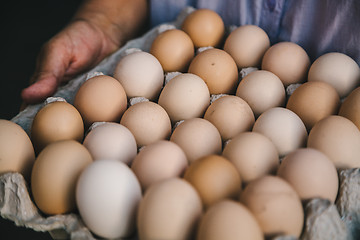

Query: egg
[[120, 101, 172, 147], [31, 100, 84, 153], [222, 132, 279, 184], [76, 159, 142, 239], [113, 51, 164, 100], [31, 140, 93, 215], [82, 122, 137, 164], [339, 86, 360, 130], [188, 48, 239, 95], [131, 140, 188, 191], [170, 118, 222, 163], [184, 155, 242, 208], [277, 148, 338, 202], [196, 200, 264, 240], [224, 24, 270, 68], [236, 70, 286, 117], [308, 52, 360, 98], [73, 75, 127, 128], [0, 119, 35, 180], [286, 81, 340, 130], [240, 175, 304, 238], [158, 73, 210, 124], [150, 29, 194, 72], [252, 107, 308, 157], [137, 178, 202, 240], [181, 8, 225, 48], [261, 41, 310, 86], [307, 115, 360, 169], [204, 95, 255, 141]]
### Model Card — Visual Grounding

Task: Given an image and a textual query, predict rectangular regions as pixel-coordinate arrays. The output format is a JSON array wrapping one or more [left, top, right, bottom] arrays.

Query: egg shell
[[76, 159, 142, 239], [224, 24, 270, 68], [181, 8, 225, 48], [307, 115, 360, 169], [158, 73, 210, 124], [236, 70, 286, 118], [150, 29, 194, 72], [286, 81, 340, 130], [339, 86, 360, 130], [196, 200, 264, 240], [308, 52, 360, 98], [31, 140, 93, 215], [277, 148, 339, 202], [170, 118, 222, 163], [252, 107, 308, 157], [73, 75, 127, 128], [261, 41, 310, 86], [113, 51, 164, 100], [184, 155, 242, 208], [240, 175, 304, 237], [0, 119, 35, 180], [82, 122, 137, 164], [204, 95, 255, 141], [131, 140, 188, 191], [137, 178, 202, 240], [188, 48, 239, 95], [222, 132, 279, 184], [120, 101, 172, 147], [31, 101, 84, 153]]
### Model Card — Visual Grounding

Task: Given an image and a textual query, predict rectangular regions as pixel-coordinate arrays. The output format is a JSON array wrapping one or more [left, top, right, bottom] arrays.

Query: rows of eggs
[[1, 8, 360, 240]]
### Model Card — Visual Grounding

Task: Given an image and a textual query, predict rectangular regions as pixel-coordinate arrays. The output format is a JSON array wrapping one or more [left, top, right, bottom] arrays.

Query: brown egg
[[73, 75, 127, 128], [188, 48, 239, 94], [31, 100, 84, 153], [184, 155, 242, 208], [286, 81, 340, 130], [181, 8, 225, 48], [0, 119, 35, 180], [31, 140, 93, 215], [224, 25, 270, 68], [261, 42, 310, 86], [240, 175, 304, 238], [339, 86, 360, 130], [204, 95, 255, 141], [170, 118, 222, 163], [120, 101, 171, 147], [196, 200, 264, 240], [277, 148, 338, 202], [150, 29, 194, 72], [236, 70, 286, 117], [308, 52, 360, 98], [307, 115, 360, 169]]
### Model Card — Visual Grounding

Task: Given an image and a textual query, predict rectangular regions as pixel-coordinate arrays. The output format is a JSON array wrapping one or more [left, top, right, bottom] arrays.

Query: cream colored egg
[[158, 73, 210, 124], [83, 122, 137, 164], [137, 178, 202, 240], [170, 118, 222, 163], [277, 148, 338, 202], [113, 51, 164, 100], [307, 115, 360, 169], [308, 52, 360, 98], [339, 86, 360, 130], [120, 101, 171, 148], [222, 132, 279, 184], [131, 140, 188, 191], [0, 119, 35, 181], [252, 107, 307, 157], [224, 24, 270, 68], [236, 70, 286, 117], [204, 95, 255, 141]]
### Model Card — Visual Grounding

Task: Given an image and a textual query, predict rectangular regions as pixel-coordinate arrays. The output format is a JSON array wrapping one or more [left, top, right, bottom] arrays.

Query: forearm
[[72, 0, 148, 47]]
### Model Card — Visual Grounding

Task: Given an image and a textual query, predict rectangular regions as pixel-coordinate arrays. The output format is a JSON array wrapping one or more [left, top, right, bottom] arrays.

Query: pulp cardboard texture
[[1, 7, 360, 240]]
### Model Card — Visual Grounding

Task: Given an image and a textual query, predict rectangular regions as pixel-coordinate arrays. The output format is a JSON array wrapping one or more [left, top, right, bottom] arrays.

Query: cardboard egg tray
[[1, 6, 360, 240]]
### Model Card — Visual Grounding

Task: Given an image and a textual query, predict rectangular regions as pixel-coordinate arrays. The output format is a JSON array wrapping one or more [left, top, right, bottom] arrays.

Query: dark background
[[1, 1, 82, 239]]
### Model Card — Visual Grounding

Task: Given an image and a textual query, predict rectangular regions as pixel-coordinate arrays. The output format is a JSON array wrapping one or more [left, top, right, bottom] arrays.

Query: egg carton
[[2, 6, 360, 240]]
